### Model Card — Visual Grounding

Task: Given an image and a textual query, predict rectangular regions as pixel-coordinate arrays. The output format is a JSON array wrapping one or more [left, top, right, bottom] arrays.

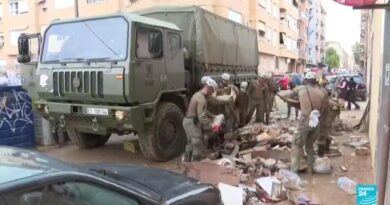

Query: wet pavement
[[38, 94, 373, 205]]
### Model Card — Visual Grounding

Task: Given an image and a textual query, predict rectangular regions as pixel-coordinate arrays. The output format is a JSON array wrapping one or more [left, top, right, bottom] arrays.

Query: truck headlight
[[115, 110, 125, 121]]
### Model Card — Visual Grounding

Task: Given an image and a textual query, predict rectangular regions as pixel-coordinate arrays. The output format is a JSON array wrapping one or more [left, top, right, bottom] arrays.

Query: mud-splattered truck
[[18, 6, 258, 161]]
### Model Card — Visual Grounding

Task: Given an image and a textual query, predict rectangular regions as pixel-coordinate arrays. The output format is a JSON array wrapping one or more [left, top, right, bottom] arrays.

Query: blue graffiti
[[0, 89, 33, 133]]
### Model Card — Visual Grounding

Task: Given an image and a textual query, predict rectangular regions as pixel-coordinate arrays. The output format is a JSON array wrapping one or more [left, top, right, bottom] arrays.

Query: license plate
[[86, 107, 109, 116]]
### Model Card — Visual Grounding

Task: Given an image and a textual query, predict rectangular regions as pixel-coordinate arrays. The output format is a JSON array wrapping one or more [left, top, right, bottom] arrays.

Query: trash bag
[[313, 157, 332, 174], [276, 169, 304, 190]]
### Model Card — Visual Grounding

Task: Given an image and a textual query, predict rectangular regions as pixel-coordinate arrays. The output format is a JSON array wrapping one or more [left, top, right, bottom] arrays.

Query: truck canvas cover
[[136, 6, 259, 69]]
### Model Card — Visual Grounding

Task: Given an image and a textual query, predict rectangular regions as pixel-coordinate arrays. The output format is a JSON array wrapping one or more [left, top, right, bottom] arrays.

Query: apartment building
[[325, 41, 350, 69], [317, 4, 325, 63], [297, 0, 308, 73], [0, 0, 304, 74], [306, 0, 325, 66]]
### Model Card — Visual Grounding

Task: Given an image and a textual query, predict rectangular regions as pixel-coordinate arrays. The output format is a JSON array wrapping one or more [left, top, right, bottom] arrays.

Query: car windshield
[[41, 17, 128, 63], [344, 75, 364, 84]]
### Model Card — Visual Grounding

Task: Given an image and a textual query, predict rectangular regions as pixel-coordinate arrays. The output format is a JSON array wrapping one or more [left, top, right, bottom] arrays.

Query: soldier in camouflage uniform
[[279, 72, 328, 173], [235, 81, 250, 127], [247, 73, 269, 123], [182, 76, 221, 162], [215, 73, 239, 130], [264, 73, 276, 124], [317, 99, 341, 156]]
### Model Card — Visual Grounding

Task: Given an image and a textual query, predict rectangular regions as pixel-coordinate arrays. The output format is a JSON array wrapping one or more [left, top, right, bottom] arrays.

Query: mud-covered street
[[38, 96, 373, 205]]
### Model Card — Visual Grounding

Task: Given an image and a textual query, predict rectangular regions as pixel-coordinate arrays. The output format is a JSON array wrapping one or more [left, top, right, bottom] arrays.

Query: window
[[10, 29, 26, 46], [42, 17, 128, 62], [168, 33, 180, 58], [272, 3, 278, 18], [273, 30, 278, 46], [136, 26, 163, 58], [11, 182, 140, 205], [266, 27, 272, 43], [228, 9, 242, 24], [9, 0, 28, 16], [54, 0, 74, 9], [0, 4, 3, 19], [258, 0, 266, 8], [257, 21, 266, 41], [0, 33, 4, 48], [86, 0, 106, 4]]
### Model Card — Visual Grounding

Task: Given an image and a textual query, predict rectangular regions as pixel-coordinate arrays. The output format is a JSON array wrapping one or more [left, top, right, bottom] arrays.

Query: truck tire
[[66, 127, 110, 149], [139, 102, 186, 162]]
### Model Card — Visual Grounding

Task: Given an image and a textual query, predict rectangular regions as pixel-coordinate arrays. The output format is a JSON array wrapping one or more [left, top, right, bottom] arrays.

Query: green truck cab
[[18, 6, 258, 161]]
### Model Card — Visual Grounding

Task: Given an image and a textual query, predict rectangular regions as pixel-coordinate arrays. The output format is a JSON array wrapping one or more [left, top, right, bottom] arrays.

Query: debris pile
[[181, 120, 333, 204]]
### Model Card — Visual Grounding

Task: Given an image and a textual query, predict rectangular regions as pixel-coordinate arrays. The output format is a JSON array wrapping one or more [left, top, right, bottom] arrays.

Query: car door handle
[[160, 75, 167, 82]]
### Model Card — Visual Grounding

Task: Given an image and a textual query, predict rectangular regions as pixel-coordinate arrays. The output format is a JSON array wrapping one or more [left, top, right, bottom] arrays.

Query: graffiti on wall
[[0, 89, 33, 133]]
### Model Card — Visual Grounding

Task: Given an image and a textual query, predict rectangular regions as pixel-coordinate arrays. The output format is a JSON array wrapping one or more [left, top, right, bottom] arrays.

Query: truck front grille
[[53, 71, 104, 98]]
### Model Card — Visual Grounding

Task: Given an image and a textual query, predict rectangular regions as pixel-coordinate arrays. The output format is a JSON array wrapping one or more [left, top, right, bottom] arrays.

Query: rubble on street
[[180, 111, 371, 205]]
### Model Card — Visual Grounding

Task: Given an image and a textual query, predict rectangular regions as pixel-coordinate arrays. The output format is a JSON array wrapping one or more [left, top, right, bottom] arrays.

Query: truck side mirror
[[17, 33, 31, 63]]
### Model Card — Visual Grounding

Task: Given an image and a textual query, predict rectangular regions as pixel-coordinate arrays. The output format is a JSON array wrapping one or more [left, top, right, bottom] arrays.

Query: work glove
[[308, 110, 320, 128], [212, 124, 222, 133]]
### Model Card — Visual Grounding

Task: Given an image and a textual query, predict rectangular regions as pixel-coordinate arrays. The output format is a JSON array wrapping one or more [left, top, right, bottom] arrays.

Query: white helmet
[[221, 73, 231, 81], [202, 76, 218, 90], [304, 71, 316, 80], [240, 81, 248, 89]]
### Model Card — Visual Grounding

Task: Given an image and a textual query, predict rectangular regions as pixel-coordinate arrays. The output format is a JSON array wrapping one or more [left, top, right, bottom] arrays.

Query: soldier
[[182, 76, 221, 162], [279, 72, 328, 173], [264, 73, 276, 124], [318, 98, 341, 157], [247, 73, 269, 124], [235, 81, 250, 127], [215, 73, 239, 130]]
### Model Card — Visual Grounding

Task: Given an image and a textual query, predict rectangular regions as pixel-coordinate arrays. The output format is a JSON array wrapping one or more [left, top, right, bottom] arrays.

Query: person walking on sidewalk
[[346, 77, 360, 110], [182, 76, 221, 162], [279, 72, 328, 174]]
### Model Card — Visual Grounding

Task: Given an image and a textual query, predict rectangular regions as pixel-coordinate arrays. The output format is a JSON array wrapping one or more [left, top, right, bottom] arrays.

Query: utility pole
[[74, 0, 79, 18]]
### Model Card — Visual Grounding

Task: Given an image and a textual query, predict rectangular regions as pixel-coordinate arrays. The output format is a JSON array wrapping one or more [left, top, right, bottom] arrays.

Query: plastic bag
[[276, 169, 303, 190], [313, 157, 332, 174], [308, 109, 320, 128]]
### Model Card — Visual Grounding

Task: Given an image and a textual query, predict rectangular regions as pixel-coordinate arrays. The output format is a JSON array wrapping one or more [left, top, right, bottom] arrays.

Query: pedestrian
[[287, 82, 300, 120], [279, 72, 328, 174], [247, 73, 269, 124], [235, 81, 250, 127], [182, 76, 221, 162], [264, 73, 276, 124], [346, 77, 360, 110], [336, 76, 348, 108]]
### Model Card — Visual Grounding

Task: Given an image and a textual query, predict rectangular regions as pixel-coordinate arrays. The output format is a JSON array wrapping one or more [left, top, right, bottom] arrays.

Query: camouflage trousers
[[183, 117, 204, 161], [247, 100, 266, 123], [291, 117, 320, 173]]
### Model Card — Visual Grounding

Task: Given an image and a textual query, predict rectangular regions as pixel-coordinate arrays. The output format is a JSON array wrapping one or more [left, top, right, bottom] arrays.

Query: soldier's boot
[[325, 138, 332, 153], [318, 144, 325, 157]]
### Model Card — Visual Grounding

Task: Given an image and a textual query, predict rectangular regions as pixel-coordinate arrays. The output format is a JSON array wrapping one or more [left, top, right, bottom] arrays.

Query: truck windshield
[[41, 17, 128, 63]]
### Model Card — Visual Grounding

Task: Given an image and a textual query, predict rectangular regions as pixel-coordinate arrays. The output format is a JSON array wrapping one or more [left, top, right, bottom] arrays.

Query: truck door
[[18, 33, 41, 100], [133, 24, 167, 103], [164, 31, 185, 90]]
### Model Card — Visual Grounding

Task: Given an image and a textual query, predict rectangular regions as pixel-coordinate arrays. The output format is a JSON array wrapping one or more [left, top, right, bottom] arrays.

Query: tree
[[352, 42, 361, 65], [325, 48, 340, 69]]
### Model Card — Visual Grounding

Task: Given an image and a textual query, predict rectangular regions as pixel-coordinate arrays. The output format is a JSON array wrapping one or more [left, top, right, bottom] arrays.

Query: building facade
[[0, 0, 325, 74], [306, 0, 325, 67], [325, 41, 350, 69]]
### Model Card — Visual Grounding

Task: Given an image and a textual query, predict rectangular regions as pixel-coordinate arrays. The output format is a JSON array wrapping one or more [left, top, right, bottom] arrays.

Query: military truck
[[17, 6, 258, 161]]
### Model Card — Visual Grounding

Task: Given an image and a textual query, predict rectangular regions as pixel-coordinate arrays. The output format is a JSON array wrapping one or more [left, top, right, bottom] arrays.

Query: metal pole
[[74, 0, 79, 17]]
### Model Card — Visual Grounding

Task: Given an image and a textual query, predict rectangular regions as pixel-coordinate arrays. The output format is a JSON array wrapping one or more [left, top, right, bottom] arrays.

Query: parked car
[[333, 74, 367, 101], [325, 75, 337, 96], [273, 74, 289, 90], [0, 146, 222, 205]]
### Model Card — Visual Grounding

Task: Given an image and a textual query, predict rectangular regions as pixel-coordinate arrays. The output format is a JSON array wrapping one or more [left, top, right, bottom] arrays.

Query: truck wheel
[[66, 127, 110, 149], [139, 102, 186, 162]]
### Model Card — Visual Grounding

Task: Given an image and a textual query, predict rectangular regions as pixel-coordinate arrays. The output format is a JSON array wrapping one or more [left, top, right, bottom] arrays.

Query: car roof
[[0, 146, 71, 185]]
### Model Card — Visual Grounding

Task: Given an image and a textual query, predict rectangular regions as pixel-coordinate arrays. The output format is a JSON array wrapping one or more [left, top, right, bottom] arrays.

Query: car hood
[[81, 163, 218, 203]]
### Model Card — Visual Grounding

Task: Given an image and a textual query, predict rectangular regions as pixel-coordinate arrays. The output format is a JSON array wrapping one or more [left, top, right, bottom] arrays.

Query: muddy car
[[0, 146, 222, 205]]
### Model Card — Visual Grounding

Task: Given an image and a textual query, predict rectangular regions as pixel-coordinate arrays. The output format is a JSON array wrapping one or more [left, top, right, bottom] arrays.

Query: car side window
[[12, 182, 140, 205]]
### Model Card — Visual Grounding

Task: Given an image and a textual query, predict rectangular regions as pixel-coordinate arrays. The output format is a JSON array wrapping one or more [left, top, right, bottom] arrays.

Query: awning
[[334, 0, 377, 7]]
